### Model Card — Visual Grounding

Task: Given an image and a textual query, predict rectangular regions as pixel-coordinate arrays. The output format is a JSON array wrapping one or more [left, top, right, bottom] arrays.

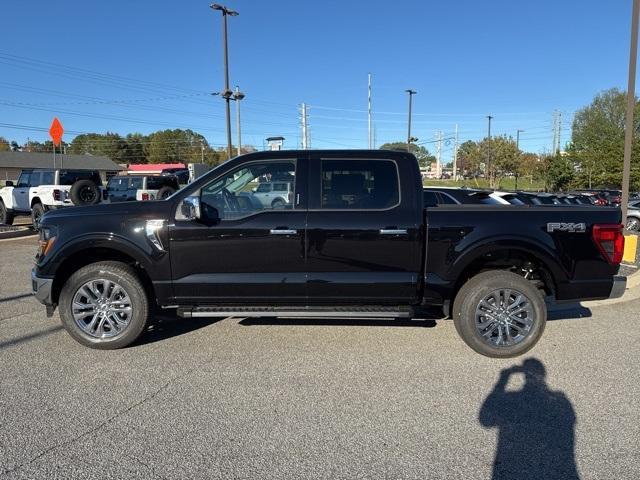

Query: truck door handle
[[270, 228, 297, 235], [379, 228, 408, 235]]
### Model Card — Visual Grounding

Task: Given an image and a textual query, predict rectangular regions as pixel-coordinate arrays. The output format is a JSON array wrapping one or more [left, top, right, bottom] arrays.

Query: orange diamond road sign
[[49, 117, 64, 146]]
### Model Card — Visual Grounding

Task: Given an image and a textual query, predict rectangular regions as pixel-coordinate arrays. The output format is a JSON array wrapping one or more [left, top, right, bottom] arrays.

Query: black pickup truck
[[31, 150, 626, 357]]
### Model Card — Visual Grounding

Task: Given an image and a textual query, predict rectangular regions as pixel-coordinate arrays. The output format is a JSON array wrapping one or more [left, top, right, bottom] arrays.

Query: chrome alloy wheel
[[72, 279, 133, 338], [475, 288, 535, 347]]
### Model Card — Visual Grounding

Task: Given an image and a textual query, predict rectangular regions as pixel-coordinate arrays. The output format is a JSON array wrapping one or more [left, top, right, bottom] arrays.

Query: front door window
[[200, 160, 296, 220]]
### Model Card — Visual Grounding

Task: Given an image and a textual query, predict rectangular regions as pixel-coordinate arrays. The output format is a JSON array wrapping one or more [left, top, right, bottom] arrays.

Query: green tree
[[0, 137, 10, 151], [456, 140, 482, 177], [517, 152, 544, 187], [543, 153, 575, 191], [482, 135, 519, 188], [568, 87, 640, 189], [145, 129, 220, 165], [379, 142, 436, 169], [69, 133, 129, 163]]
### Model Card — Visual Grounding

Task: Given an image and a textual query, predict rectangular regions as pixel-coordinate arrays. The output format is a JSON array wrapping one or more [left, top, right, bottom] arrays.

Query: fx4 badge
[[547, 222, 586, 233]]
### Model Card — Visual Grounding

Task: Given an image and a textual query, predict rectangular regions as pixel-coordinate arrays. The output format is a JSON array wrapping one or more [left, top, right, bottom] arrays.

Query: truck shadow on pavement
[[480, 358, 580, 480], [546, 301, 592, 321], [132, 312, 225, 347]]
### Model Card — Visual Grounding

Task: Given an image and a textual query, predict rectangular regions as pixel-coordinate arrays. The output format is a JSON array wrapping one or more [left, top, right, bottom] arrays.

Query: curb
[[0, 226, 37, 241]]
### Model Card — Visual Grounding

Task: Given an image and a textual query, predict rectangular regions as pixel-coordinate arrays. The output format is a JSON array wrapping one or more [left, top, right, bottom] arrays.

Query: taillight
[[141, 193, 149, 201], [592, 224, 624, 264], [53, 189, 61, 201]]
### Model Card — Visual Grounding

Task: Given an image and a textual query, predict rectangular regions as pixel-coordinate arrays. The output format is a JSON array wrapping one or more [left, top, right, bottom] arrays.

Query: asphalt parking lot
[[1, 236, 639, 480]]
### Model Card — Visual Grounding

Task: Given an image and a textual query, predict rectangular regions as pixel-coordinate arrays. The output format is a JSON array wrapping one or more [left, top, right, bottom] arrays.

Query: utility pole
[[516, 129, 524, 190], [301, 103, 309, 150], [435, 131, 443, 178], [200, 140, 205, 162], [453, 124, 459, 180], [210, 3, 239, 159], [486, 115, 493, 185], [551, 110, 559, 155], [557, 111, 562, 153], [233, 85, 245, 156], [406, 89, 417, 152], [622, 0, 640, 221], [368, 73, 372, 149]]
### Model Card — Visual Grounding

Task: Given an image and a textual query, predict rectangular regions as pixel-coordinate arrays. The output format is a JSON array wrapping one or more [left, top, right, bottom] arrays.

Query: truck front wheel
[[452, 270, 546, 358], [59, 261, 149, 349]]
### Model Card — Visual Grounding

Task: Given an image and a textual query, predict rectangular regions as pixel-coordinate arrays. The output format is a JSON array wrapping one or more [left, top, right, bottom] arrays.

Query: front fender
[[38, 232, 163, 278]]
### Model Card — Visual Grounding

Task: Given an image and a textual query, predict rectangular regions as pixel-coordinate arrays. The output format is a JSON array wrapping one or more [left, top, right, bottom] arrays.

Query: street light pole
[[406, 89, 417, 152], [622, 0, 640, 222], [210, 3, 238, 159], [233, 86, 245, 156], [486, 115, 493, 186]]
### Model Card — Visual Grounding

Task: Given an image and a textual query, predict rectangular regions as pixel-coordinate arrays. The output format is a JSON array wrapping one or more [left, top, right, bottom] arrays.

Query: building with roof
[[0, 151, 123, 183], [125, 163, 186, 175]]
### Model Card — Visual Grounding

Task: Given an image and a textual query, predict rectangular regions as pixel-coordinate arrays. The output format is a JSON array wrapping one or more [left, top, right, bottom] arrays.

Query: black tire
[[0, 201, 14, 225], [31, 203, 44, 231], [452, 270, 547, 358], [271, 198, 286, 209], [70, 179, 100, 206], [626, 216, 640, 233], [59, 261, 149, 349], [156, 185, 176, 199]]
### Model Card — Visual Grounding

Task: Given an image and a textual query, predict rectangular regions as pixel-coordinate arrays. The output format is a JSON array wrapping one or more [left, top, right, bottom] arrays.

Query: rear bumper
[[609, 275, 627, 299]]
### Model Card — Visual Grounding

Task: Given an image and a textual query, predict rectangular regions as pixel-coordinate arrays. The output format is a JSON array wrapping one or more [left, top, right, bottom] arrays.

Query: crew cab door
[[12, 171, 32, 212], [305, 154, 422, 304], [169, 155, 308, 304]]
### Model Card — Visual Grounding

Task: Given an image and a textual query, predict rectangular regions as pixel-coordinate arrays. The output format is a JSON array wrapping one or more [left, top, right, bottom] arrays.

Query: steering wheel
[[221, 187, 240, 212]]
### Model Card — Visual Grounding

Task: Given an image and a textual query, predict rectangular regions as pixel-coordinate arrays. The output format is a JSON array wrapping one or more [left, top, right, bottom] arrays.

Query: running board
[[178, 306, 413, 319]]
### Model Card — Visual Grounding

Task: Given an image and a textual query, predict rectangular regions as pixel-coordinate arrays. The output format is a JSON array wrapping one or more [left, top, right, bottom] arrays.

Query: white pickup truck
[[0, 168, 104, 229]]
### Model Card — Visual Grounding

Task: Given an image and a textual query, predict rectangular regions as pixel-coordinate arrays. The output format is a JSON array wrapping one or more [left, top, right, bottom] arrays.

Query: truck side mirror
[[180, 196, 201, 220], [5, 180, 14, 187]]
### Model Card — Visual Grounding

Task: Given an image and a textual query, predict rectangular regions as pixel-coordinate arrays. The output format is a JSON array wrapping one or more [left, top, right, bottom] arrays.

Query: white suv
[[0, 168, 104, 229], [251, 181, 293, 209]]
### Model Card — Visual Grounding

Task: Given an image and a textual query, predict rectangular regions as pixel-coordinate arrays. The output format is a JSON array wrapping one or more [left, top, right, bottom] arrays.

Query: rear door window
[[130, 177, 143, 190], [40, 171, 55, 185], [320, 159, 399, 210], [29, 172, 42, 187]]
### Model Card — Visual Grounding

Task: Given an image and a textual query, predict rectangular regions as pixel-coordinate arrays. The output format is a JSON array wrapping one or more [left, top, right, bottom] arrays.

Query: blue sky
[[0, 0, 635, 160]]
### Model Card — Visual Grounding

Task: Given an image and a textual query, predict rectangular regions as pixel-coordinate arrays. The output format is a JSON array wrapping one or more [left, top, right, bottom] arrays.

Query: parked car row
[[424, 187, 640, 232]]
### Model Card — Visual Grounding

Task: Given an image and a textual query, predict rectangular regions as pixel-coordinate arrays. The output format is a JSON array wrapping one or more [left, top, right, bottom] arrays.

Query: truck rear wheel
[[452, 270, 546, 358], [0, 201, 14, 225], [59, 261, 149, 349]]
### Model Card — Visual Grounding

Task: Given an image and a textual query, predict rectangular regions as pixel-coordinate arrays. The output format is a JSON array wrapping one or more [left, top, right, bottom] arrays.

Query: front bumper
[[609, 275, 627, 299], [31, 269, 55, 312]]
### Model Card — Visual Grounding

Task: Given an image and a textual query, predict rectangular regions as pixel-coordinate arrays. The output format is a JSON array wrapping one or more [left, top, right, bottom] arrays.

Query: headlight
[[36, 226, 57, 260]]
